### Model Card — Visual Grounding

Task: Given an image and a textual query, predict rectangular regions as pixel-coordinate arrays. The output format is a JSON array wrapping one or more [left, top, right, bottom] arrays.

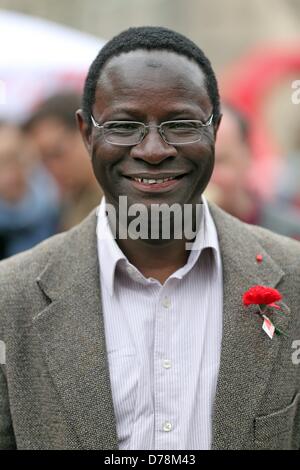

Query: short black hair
[[82, 26, 220, 131], [24, 92, 81, 131]]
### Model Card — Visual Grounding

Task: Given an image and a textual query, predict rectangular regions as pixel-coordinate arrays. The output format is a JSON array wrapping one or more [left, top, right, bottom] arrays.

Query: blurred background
[[0, 0, 300, 259]]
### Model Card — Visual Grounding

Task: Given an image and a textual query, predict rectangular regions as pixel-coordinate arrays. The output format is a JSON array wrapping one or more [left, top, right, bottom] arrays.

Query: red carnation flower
[[242, 285, 287, 338], [243, 285, 282, 307]]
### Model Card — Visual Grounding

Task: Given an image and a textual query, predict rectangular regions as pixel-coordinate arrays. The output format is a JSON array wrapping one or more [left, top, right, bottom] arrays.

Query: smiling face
[[78, 50, 220, 213]]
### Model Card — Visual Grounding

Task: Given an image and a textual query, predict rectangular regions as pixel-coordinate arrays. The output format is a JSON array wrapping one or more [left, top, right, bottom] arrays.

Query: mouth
[[123, 173, 188, 192]]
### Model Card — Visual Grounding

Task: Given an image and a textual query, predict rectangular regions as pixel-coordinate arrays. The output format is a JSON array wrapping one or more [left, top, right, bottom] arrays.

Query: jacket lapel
[[33, 211, 118, 450], [209, 203, 291, 449]]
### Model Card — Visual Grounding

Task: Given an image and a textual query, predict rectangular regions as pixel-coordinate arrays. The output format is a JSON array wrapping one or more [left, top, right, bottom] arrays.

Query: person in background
[[0, 123, 59, 260], [259, 127, 300, 240], [24, 92, 103, 231], [205, 104, 260, 224]]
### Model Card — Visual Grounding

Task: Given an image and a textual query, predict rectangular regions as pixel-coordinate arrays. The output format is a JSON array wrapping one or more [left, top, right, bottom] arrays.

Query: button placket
[[154, 290, 177, 447]]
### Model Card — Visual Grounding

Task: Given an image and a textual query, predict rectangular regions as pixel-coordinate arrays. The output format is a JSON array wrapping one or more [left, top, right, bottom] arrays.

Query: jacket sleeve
[[0, 365, 16, 449]]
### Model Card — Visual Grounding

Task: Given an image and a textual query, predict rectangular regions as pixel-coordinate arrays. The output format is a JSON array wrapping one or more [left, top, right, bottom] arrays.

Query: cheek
[[91, 135, 124, 164], [189, 140, 215, 175], [183, 143, 215, 198], [91, 153, 105, 187], [91, 143, 123, 189]]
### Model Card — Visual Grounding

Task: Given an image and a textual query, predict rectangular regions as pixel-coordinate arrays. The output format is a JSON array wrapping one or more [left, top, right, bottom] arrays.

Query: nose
[[130, 127, 177, 164]]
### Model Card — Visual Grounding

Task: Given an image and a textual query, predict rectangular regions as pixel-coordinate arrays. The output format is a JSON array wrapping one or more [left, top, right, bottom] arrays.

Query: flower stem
[[275, 327, 289, 337], [273, 310, 285, 317]]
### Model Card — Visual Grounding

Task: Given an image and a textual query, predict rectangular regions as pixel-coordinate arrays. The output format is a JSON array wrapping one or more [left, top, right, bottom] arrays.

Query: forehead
[[94, 50, 211, 116]]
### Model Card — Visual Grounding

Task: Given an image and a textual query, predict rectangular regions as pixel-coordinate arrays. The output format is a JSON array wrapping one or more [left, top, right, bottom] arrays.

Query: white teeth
[[133, 176, 176, 184]]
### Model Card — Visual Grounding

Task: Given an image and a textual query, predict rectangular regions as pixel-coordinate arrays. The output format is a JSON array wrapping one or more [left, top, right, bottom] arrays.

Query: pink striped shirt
[[97, 197, 223, 450]]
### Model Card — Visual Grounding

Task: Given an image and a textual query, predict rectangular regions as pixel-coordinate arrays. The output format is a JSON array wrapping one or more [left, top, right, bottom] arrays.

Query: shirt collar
[[168, 196, 220, 280], [96, 196, 220, 296], [96, 197, 126, 296]]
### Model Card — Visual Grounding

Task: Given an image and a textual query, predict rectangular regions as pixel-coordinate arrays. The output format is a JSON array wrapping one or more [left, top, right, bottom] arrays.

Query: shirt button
[[162, 297, 171, 309], [163, 422, 172, 432], [163, 359, 172, 369]]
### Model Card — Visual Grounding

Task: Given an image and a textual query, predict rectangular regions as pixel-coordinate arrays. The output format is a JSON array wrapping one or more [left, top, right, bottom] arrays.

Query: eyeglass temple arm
[[203, 114, 214, 126], [91, 115, 104, 129]]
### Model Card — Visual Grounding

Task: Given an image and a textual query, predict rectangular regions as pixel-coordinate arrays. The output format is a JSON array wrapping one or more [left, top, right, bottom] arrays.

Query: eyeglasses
[[90, 114, 214, 146]]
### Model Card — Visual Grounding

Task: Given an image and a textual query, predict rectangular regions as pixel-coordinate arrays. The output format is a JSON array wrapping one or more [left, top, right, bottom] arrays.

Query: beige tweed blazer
[[0, 203, 300, 449]]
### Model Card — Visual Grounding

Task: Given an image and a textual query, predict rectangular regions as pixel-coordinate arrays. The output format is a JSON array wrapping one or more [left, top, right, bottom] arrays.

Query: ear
[[76, 109, 92, 155], [213, 113, 222, 138]]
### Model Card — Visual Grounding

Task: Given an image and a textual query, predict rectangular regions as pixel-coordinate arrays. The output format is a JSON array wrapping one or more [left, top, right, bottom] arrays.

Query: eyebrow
[[104, 104, 208, 121], [104, 107, 145, 120]]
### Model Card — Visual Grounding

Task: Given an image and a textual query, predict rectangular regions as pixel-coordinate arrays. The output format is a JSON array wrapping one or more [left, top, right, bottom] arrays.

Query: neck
[[105, 196, 204, 284], [116, 237, 190, 284]]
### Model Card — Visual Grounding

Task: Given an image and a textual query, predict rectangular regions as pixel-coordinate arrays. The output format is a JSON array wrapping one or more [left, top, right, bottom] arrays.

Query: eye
[[164, 121, 201, 131], [104, 122, 141, 133]]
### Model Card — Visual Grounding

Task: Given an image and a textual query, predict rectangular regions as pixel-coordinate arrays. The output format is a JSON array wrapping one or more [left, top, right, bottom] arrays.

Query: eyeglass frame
[[90, 113, 214, 146]]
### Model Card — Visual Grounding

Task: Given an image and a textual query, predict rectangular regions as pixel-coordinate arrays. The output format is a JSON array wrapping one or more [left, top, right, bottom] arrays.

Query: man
[[0, 27, 300, 450], [25, 92, 102, 230], [206, 104, 261, 224], [259, 124, 300, 240], [0, 123, 59, 260]]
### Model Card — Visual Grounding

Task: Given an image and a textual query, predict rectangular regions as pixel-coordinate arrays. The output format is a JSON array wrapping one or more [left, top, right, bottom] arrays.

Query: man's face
[[208, 110, 251, 210], [79, 50, 219, 211]]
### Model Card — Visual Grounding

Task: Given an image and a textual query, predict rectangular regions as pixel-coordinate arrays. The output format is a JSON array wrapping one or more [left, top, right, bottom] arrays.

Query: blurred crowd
[[0, 92, 102, 260], [0, 90, 300, 261], [206, 103, 300, 240]]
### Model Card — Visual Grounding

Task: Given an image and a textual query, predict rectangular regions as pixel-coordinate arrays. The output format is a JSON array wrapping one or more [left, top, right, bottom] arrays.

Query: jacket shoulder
[[0, 230, 67, 283], [209, 201, 300, 273], [0, 230, 68, 332], [246, 223, 300, 270], [0, 209, 97, 282], [0, 209, 98, 328]]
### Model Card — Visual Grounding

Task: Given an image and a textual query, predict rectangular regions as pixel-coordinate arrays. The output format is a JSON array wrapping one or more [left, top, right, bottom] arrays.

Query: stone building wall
[[0, 0, 299, 69], [1, 0, 300, 152]]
